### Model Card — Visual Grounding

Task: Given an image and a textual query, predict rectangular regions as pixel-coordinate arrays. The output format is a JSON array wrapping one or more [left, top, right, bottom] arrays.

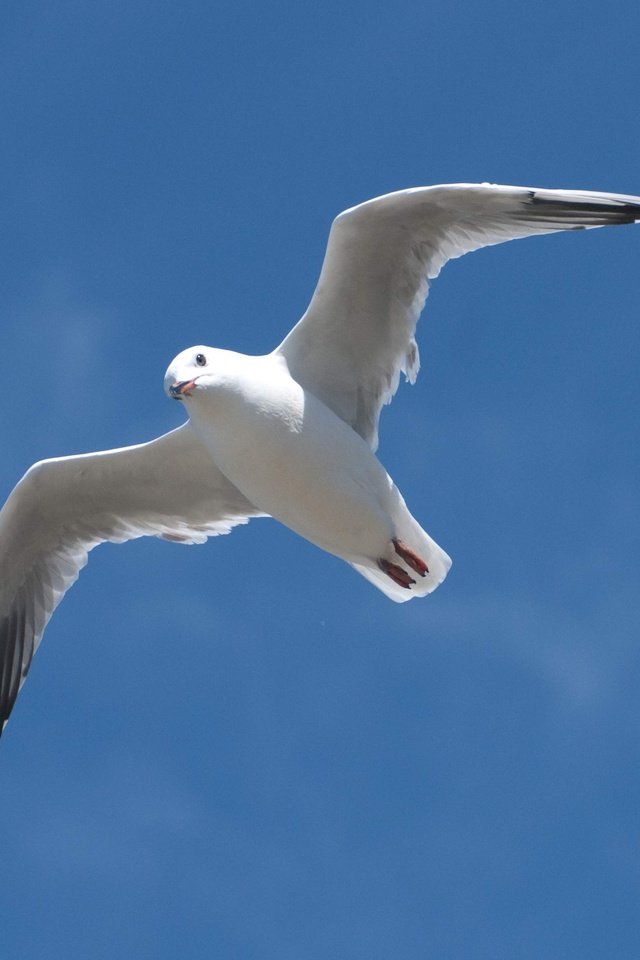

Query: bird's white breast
[[187, 354, 396, 560]]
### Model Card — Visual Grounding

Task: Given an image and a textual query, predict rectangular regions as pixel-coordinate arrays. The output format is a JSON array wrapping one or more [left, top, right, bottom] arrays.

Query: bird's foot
[[392, 538, 429, 577], [378, 558, 416, 589]]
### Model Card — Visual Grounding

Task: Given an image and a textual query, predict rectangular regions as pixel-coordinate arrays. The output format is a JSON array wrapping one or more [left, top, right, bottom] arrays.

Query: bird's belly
[[191, 388, 395, 560]]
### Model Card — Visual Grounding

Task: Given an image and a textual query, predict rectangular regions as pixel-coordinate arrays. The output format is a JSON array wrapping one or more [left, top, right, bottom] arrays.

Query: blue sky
[[1, 1, 639, 957]]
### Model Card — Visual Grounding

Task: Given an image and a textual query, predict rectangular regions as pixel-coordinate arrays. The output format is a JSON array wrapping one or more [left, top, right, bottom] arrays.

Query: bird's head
[[164, 346, 214, 401]]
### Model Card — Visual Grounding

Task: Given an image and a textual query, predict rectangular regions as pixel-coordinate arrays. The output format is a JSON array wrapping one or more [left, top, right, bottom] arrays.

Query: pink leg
[[378, 558, 416, 589], [392, 538, 429, 577]]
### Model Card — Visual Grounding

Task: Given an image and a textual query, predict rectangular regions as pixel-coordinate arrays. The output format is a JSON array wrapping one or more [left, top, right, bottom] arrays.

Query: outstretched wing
[[276, 183, 640, 449], [0, 422, 262, 732]]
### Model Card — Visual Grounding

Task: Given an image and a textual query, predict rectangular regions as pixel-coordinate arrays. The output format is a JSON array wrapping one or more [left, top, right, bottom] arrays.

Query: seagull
[[1, 182, 639, 733]]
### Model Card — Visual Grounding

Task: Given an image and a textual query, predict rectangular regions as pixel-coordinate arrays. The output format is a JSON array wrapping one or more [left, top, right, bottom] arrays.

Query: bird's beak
[[169, 379, 198, 400]]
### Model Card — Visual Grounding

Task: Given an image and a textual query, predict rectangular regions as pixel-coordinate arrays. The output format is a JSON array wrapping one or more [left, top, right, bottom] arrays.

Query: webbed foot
[[392, 538, 429, 577], [378, 558, 416, 589]]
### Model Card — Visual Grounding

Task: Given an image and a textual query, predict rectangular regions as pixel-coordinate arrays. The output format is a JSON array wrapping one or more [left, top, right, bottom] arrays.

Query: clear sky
[[1, 2, 639, 958]]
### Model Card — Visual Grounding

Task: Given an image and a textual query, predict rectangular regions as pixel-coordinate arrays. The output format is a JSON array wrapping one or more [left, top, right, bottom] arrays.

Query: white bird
[[1, 182, 639, 733]]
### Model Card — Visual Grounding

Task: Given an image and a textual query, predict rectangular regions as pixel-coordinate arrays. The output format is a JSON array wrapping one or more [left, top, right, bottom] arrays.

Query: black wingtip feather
[[529, 192, 640, 225], [0, 591, 34, 735], [0, 622, 14, 731]]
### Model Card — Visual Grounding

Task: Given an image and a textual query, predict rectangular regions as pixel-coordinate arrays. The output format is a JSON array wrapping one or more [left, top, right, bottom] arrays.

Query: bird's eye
[[195, 353, 207, 367]]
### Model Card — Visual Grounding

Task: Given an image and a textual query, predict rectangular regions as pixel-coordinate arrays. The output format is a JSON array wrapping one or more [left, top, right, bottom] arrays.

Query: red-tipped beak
[[169, 379, 198, 399]]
